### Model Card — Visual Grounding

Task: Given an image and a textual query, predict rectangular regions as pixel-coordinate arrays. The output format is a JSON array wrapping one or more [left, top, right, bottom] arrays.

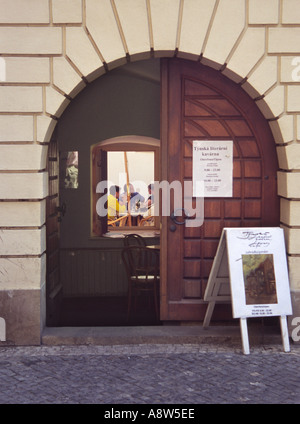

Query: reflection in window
[[107, 151, 155, 227], [62, 151, 78, 189]]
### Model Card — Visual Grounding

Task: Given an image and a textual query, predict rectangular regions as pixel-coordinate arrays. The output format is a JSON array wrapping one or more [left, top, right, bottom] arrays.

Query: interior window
[[107, 151, 155, 228], [91, 137, 160, 237]]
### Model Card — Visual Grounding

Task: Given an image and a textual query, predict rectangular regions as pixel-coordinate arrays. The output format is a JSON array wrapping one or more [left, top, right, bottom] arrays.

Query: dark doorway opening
[[46, 59, 161, 327], [59, 296, 160, 327]]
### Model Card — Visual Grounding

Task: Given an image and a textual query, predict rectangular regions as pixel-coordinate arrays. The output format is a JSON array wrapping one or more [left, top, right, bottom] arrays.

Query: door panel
[[161, 58, 279, 322]]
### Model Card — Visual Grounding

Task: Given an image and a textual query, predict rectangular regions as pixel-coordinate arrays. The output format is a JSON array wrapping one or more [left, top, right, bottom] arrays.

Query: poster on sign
[[193, 140, 233, 197], [226, 227, 292, 319]]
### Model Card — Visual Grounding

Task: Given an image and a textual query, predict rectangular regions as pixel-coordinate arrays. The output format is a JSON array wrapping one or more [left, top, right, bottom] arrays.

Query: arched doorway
[[46, 58, 279, 326]]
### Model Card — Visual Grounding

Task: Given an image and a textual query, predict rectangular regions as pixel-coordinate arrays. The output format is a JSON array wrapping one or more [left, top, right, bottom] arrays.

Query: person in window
[[142, 183, 155, 218], [107, 185, 126, 220], [121, 183, 145, 212], [146, 183, 154, 208]]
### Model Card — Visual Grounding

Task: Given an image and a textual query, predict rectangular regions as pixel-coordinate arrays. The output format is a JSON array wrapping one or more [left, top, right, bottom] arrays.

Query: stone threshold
[[42, 324, 283, 347]]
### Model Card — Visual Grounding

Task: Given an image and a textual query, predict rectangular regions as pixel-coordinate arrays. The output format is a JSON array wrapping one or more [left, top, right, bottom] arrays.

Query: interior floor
[[58, 296, 161, 327], [57, 296, 281, 329]]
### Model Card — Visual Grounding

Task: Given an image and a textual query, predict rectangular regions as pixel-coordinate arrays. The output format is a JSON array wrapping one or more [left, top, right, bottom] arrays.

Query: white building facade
[[0, 0, 300, 345]]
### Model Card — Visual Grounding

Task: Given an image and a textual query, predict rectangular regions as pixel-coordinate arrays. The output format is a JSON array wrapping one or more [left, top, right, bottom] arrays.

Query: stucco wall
[[0, 0, 300, 344]]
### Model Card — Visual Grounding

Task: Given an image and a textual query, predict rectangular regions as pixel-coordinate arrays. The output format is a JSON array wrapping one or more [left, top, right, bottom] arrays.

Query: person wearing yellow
[[107, 185, 126, 219]]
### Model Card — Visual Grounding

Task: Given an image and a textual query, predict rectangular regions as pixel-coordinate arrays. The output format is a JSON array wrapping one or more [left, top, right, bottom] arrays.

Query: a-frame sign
[[203, 227, 293, 354]]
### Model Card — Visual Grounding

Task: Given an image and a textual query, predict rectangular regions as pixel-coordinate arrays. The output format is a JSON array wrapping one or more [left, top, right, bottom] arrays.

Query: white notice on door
[[193, 140, 233, 197]]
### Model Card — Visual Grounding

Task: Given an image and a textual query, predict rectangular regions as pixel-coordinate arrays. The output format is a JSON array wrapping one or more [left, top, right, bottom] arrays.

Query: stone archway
[[45, 55, 283, 327]]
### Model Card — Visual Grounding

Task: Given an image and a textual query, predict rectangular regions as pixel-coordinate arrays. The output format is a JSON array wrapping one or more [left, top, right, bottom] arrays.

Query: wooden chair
[[139, 215, 154, 226], [123, 233, 146, 247], [121, 246, 160, 321], [107, 215, 128, 227]]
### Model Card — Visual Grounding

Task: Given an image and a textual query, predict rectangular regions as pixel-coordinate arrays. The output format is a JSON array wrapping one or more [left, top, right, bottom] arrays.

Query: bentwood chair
[[138, 215, 154, 226], [121, 246, 160, 321], [107, 215, 128, 227], [123, 233, 146, 247]]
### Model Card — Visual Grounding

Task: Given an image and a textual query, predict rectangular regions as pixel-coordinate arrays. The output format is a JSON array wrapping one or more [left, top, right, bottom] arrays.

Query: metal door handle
[[170, 208, 187, 225]]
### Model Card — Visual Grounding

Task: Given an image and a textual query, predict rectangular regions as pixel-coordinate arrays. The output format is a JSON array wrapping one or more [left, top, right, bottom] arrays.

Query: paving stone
[[0, 344, 299, 404]]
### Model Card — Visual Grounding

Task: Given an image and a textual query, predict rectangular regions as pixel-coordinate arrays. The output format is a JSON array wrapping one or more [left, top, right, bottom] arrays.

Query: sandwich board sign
[[203, 227, 293, 354]]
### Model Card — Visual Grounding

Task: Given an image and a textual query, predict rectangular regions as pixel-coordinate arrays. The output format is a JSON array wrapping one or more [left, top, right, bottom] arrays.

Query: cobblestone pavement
[[0, 343, 299, 405]]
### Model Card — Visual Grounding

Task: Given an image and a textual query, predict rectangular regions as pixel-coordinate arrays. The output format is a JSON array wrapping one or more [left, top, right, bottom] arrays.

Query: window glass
[[107, 151, 155, 227], [61, 151, 78, 189]]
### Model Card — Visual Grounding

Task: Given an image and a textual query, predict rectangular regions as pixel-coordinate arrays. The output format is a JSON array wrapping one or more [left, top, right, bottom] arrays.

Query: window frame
[[91, 136, 160, 237]]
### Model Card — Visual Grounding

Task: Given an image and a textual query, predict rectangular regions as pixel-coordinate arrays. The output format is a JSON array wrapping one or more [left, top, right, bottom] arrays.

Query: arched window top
[[93, 135, 160, 149]]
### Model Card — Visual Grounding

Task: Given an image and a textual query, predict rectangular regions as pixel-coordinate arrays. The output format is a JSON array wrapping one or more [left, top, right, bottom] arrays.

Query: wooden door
[[46, 131, 62, 325], [160, 58, 279, 322]]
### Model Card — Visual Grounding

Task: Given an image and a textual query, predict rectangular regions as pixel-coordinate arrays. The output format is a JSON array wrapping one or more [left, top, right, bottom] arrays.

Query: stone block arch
[[42, 1, 288, 144]]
